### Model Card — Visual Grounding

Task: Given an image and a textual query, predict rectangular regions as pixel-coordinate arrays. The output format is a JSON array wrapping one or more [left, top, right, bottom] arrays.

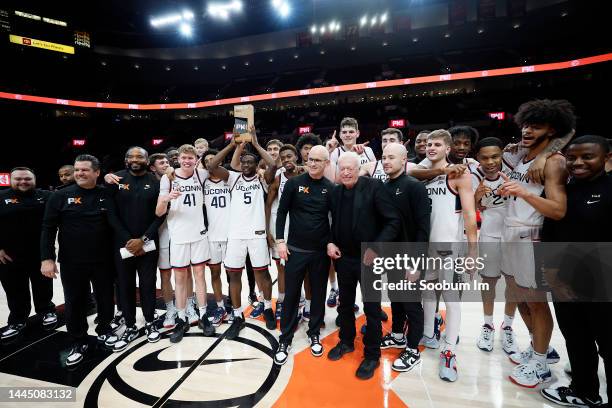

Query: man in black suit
[[326, 151, 402, 379]]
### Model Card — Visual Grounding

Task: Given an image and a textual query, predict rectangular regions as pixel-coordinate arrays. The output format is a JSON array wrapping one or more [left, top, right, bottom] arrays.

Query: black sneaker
[[198, 316, 216, 337], [225, 315, 245, 340], [110, 313, 125, 330], [42, 312, 58, 329], [263, 308, 276, 330], [113, 325, 139, 352], [274, 342, 291, 365], [145, 322, 161, 343], [309, 334, 323, 357], [327, 342, 354, 361], [380, 333, 407, 349], [392, 348, 422, 372], [541, 386, 603, 408], [65, 342, 89, 367], [170, 317, 190, 344], [1, 323, 25, 340]]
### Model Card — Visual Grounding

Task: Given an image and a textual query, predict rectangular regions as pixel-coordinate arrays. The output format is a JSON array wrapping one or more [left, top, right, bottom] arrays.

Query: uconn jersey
[[159, 169, 208, 244], [471, 162, 512, 237], [425, 172, 463, 243], [504, 151, 547, 227], [227, 171, 268, 239], [331, 146, 376, 166], [204, 178, 231, 242]]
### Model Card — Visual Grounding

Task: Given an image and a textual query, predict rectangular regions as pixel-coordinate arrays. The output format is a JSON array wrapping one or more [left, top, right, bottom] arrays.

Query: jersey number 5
[[243, 192, 251, 204]]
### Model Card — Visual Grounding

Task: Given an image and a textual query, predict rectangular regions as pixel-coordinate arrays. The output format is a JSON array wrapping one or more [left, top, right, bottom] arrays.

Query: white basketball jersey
[[227, 171, 268, 239], [270, 169, 288, 216], [418, 157, 479, 173], [425, 171, 464, 243], [331, 146, 376, 166], [159, 169, 208, 244], [471, 162, 512, 238], [505, 154, 545, 228], [204, 178, 231, 242]]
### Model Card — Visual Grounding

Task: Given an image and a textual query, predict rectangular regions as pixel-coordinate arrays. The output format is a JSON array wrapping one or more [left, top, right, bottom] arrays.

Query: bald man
[[326, 151, 402, 379], [273, 145, 335, 365], [379, 143, 431, 372]]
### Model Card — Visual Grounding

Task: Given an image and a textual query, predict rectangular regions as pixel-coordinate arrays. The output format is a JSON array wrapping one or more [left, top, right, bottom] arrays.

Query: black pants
[[554, 301, 610, 401], [336, 256, 381, 360], [0, 261, 55, 325], [388, 269, 424, 349], [115, 250, 158, 326], [60, 262, 115, 342], [279, 249, 330, 344]]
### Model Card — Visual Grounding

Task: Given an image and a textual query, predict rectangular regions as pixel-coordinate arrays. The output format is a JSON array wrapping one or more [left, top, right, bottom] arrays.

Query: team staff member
[[273, 145, 335, 365], [326, 152, 402, 380], [540, 135, 611, 407], [105, 147, 164, 352], [0, 167, 57, 341], [379, 144, 431, 373], [40, 154, 116, 368]]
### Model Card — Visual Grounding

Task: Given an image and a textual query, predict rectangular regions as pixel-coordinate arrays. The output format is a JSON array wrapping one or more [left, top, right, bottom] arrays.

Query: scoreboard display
[[5, 8, 90, 54]]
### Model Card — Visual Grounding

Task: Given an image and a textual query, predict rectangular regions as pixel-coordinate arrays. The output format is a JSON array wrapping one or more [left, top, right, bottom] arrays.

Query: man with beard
[[165, 147, 179, 169], [105, 147, 164, 352], [57, 165, 75, 190], [360, 128, 417, 182], [0, 168, 57, 341], [265, 145, 304, 321]]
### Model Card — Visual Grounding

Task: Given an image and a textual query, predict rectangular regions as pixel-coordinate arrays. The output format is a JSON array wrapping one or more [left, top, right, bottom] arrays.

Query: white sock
[[503, 314, 514, 328], [392, 332, 404, 340], [533, 350, 546, 364], [304, 299, 311, 313], [199, 307, 207, 318], [188, 296, 195, 307], [217, 300, 224, 308], [165, 300, 174, 310], [331, 280, 338, 291], [233, 307, 243, 317], [484, 315, 494, 327], [178, 309, 186, 321], [422, 289, 437, 338], [258, 291, 264, 301], [278, 293, 285, 302], [264, 299, 272, 310]]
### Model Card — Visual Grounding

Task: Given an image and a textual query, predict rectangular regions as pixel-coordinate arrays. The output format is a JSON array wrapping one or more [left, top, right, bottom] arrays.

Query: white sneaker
[[186, 306, 199, 326], [509, 359, 552, 388], [163, 306, 178, 328], [308, 335, 323, 357], [65, 343, 89, 367], [510, 344, 560, 365], [439, 350, 458, 382], [476, 324, 494, 352], [274, 342, 291, 365], [501, 325, 519, 354], [419, 334, 439, 349]]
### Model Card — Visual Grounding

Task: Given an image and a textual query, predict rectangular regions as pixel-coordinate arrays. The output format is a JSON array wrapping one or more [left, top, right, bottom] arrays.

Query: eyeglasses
[[307, 158, 326, 164]]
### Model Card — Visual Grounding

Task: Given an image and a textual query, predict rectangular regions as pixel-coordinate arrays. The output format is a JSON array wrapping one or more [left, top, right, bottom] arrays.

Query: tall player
[[156, 144, 215, 343], [499, 99, 574, 388], [360, 128, 417, 181], [266, 145, 304, 320], [471, 138, 518, 354], [207, 129, 278, 339], [202, 149, 232, 326], [420, 129, 477, 382], [329, 117, 376, 167]]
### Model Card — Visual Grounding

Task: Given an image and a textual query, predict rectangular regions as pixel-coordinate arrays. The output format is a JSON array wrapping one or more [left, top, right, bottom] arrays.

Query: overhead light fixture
[[382, 41, 388, 46], [477, 28, 484, 34], [179, 23, 193, 37], [320, 49, 325, 55], [101, 61, 107, 66], [193, 65, 199, 70], [151, 13, 184, 27], [165, 66, 171, 71], [380, 13, 387, 23], [208, 0, 243, 20], [444, 33, 451, 38], [350, 45, 356, 51], [513, 23, 520, 29], [310, 25, 316, 34], [320, 25, 326, 34], [134, 64, 140, 69], [412, 37, 418, 42], [182, 10, 195, 20], [221, 65, 227, 70], [268, 57, 274, 62], [244, 61, 250, 66], [360, 15, 368, 27], [293, 54, 299, 59], [370, 16, 377, 26]]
